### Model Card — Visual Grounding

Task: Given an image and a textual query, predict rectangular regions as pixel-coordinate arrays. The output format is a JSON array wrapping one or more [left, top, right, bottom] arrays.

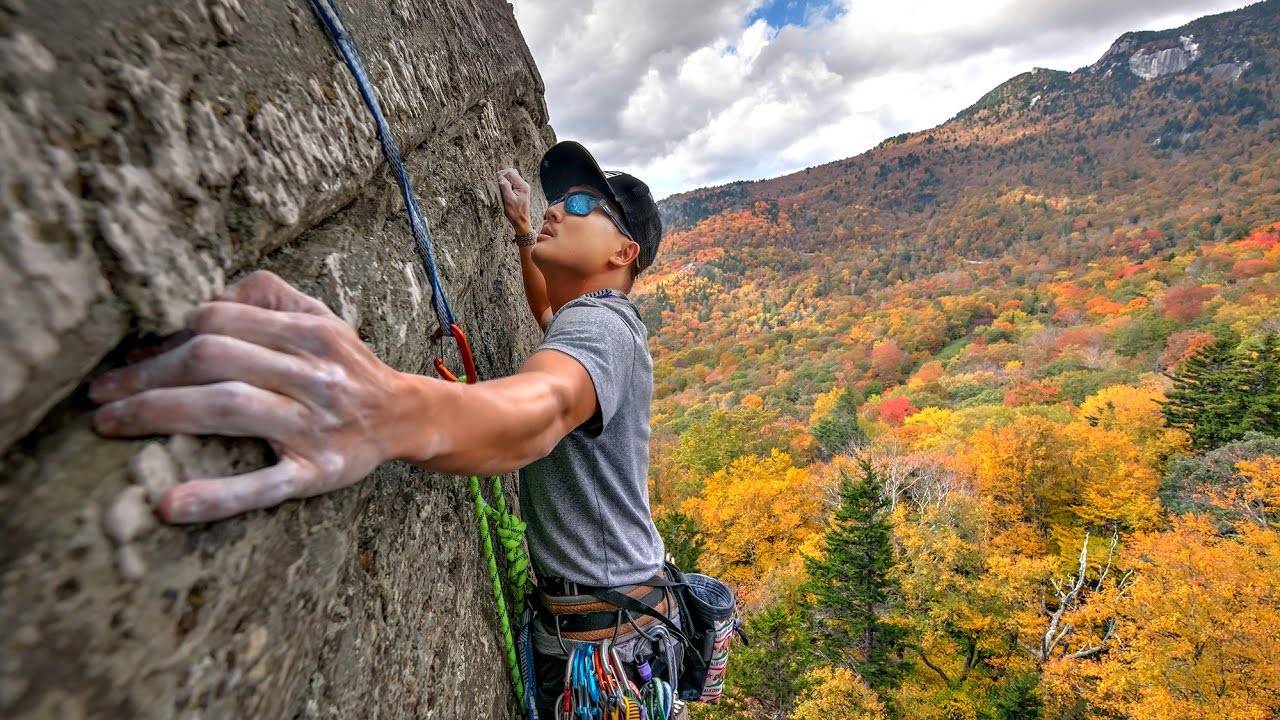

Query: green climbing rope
[[471, 473, 532, 700]]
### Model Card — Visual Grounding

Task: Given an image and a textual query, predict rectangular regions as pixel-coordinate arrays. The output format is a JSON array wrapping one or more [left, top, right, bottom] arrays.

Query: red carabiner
[[432, 323, 479, 384]]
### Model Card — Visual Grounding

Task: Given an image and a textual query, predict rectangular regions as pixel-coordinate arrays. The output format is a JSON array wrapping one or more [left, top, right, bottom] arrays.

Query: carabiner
[[432, 323, 478, 384]]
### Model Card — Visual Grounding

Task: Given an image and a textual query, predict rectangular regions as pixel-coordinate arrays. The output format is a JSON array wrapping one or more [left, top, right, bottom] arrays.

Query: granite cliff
[[0, 0, 551, 716]]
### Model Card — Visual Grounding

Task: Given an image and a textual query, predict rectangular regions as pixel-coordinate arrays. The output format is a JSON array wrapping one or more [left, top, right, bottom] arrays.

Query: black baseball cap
[[539, 140, 663, 275]]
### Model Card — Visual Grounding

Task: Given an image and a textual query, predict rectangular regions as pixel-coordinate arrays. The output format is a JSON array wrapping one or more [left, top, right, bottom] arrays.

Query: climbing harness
[[305, 0, 475, 384], [304, 0, 534, 714]]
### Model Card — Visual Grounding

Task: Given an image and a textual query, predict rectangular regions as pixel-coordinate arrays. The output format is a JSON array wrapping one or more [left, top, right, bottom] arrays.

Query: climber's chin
[[532, 239, 587, 282]]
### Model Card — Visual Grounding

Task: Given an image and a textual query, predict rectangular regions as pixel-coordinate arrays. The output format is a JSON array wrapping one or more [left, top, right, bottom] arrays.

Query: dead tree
[[1022, 531, 1134, 662]]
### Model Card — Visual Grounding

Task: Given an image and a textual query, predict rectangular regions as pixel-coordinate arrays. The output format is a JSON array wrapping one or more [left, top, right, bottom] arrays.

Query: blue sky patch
[[746, 0, 842, 29]]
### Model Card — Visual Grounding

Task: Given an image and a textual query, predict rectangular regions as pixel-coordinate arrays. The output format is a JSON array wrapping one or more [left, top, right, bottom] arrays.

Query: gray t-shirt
[[519, 289, 666, 587]]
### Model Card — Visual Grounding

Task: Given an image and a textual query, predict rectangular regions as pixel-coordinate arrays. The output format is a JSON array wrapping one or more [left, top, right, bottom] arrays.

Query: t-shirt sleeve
[[536, 302, 635, 437]]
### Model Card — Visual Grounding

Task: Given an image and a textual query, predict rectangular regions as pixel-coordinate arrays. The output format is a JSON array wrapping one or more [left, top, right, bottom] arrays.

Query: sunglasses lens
[[565, 193, 595, 216]]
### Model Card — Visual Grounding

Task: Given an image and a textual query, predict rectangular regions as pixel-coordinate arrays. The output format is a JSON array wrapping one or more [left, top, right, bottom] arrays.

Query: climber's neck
[[545, 269, 633, 313]]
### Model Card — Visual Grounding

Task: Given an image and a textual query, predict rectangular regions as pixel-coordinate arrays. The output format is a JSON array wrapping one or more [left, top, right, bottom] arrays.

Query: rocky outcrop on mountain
[[1089, 1, 1275, 84], [1127, 35, 1202, 80], [658, 0, 1280, 277], [0, 0, 551, 717]]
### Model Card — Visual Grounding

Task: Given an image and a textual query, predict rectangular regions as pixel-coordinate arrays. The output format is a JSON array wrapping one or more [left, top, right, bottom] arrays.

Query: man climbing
[[89, 140, 672, 715]]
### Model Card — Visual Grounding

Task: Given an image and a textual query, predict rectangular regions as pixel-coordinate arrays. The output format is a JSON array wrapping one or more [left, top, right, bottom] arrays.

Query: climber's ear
[[218, 270, 336, 317]]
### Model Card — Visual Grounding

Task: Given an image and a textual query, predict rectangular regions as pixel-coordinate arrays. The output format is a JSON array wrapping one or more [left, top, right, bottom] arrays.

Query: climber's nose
[[539, 205, 563, 241]]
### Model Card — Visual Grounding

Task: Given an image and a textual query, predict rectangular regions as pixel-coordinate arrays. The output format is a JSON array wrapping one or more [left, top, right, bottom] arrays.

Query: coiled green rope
[[471, 473, 532, 702]]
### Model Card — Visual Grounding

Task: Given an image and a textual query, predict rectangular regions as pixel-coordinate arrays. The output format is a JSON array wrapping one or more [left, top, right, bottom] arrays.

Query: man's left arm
[[90, 270, 597, 524]]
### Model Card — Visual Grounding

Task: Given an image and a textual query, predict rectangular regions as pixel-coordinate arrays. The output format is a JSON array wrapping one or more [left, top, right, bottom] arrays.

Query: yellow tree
[[1064, 383, 1189, 530], [1076, 382, 1188, 471], [680, 450, 826, 606], [1043, 515, 1280, 719], [965, 415, 1076, 552], [1065, 422, 1162, 530], [788, 667, 888, 720], [1224, 455, 1280, 527], [889, 487, 1047, 720]]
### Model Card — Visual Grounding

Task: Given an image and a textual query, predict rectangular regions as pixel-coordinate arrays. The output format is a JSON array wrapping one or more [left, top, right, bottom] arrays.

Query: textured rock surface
[[1, 0, 551, 716], [1128, 35, 1202, 80]]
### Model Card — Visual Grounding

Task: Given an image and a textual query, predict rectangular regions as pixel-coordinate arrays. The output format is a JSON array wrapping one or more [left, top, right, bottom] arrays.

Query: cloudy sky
[[510, 0, 1255, 199]]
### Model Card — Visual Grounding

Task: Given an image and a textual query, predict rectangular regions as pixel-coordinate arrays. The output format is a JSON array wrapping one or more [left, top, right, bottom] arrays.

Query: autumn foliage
[[633, 7, 1280, 716]]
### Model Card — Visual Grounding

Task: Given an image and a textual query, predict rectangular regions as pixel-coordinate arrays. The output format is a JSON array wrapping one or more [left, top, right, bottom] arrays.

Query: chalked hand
[[89, 270, 406, 524]]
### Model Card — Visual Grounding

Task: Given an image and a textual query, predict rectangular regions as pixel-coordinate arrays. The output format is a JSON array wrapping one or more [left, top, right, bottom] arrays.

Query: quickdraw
[[559, 642, 683, 720], [558, 642, 645, 720], [433, 323, 478, 384]]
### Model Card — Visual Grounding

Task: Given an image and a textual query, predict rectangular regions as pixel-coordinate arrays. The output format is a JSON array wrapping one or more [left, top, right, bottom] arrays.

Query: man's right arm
[[516, 234, 553, 330], [499, 168, 553, 330], [389, 348, 597, 474]]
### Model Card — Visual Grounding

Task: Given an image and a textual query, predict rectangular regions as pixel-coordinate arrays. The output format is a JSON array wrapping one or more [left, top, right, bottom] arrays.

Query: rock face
[[0, 0, 551, 717], [1128, 35, 1202, 80]]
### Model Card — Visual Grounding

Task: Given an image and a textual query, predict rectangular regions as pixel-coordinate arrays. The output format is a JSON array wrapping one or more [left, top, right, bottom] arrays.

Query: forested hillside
[[636, 2, 1280, 718]]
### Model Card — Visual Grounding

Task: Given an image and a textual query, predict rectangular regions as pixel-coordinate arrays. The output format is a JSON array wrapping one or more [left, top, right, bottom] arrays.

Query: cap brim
[[539, 141, 618, 203]]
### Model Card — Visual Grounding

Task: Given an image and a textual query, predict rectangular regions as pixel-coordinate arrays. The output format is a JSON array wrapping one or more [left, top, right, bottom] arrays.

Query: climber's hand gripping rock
[[88, 268, 600, 525], [89, 270, 406, 524], [497, 167, 534, 235]]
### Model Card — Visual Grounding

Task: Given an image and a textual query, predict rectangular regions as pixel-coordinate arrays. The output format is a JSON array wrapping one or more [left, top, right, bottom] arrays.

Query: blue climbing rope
[[306, 2, 536, 716], [306, 0, 457, 333]]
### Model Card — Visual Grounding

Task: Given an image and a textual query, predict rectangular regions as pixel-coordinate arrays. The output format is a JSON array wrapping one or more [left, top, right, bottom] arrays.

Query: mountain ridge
[[638, 0, 1279, 423], [658, 0, 1279, 237]]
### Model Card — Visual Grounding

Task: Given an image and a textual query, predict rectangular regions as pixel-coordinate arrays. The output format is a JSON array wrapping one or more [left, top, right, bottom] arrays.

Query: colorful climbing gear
[[304, 1, 534, 714], [557, 641, 653, 720], [432, 324, 478, 384]]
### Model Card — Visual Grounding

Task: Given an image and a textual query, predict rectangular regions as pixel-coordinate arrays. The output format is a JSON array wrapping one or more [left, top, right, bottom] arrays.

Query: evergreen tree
[[654, 510, 705, 572], [813, 388, 868, 458], [1163, 332, 1280, 451], [1238, 332, 1280, 439], [804, 457, 905, 690], [983, 673, 1043, 720], [1162, 333, 1241, 451], [716, 594, 816, 718]]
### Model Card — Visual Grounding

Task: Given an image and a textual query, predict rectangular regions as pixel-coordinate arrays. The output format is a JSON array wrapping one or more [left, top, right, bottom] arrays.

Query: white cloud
[[511, 0, 1255, 199]]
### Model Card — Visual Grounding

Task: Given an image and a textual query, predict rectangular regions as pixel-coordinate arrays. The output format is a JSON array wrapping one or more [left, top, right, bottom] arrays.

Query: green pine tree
[[1163, 332, 1280, 451], [983, 673, 1044, 720], [812, 388, 868, 458], [803, 456, 905, 690], [1162, 333, 1241, 451], [711, 594, 817, 719], [1238, 332, 1280, 439], [654, 510, 705, 573]]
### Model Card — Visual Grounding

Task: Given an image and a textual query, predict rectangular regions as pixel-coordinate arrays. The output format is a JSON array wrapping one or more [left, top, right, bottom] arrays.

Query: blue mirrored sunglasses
[[555, 191, 633, 240]]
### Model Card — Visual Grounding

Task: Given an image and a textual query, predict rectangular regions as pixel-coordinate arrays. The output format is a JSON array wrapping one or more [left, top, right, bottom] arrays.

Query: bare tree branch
[[911, 645, 954, 688], [1025, 530, 1129, 664]]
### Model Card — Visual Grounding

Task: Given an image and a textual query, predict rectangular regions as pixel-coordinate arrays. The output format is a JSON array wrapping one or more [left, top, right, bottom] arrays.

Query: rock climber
[[89, 140, 671, 715]]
